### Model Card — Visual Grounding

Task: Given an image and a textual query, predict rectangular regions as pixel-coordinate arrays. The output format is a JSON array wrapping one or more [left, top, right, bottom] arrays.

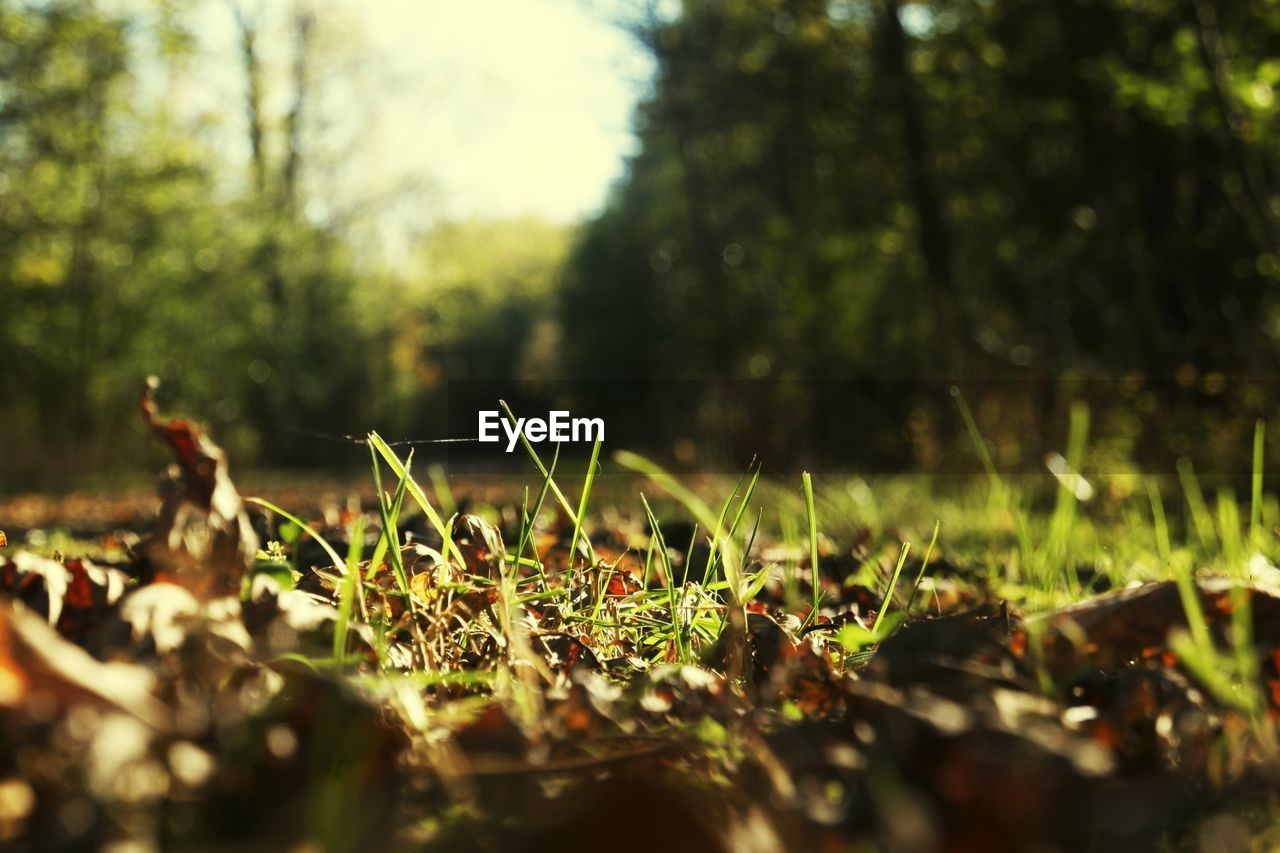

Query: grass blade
[[515, 444, 559, 589], [951, 386, 1005, 503], [801, 471, 821, 628], [1251, 418, 1265, 547], [641, 493, 687, 662], [1146, 477, 1172, 572], [568, 435, 602, 567], [428, 463, 457, 519], [1177, 457, 1217, 550], [617, 449, 745, 599], [498, 400, 593, 555], [904, 519, 941, 614], [368, 431, 465, 567], [871, 542, 912, 637], [334, 517, 365, 662], [248, 497, 347, 577], [370, 444, 414, 598], [702, 462, 761, 588]]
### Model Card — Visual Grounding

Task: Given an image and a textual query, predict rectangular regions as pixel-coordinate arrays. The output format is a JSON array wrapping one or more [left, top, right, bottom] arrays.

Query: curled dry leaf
[[1031, 579, 1280, 680], [0, 600, 167, 729], [0, 553, 128, 643], [451, 514, 505, 579], [868, 609, 1030, 698], [119, 582, 201, 655], [6, 552, 112, 609], [536, 633, 600, 674], [137, 377, 258, 596], [406, 543, 443, 603]]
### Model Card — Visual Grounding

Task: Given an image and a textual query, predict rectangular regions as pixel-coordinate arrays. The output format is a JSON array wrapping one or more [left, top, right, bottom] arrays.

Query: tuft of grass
[[615, 450, 755, 601], [951, 386, 1034, 576], [249, 496, 371, 663], [702, 462, 761, 588], [1167, 421, 1268, 728], [498, 400, 593, 556], [640, 493, 688, 662], [368, 431, 464, 568], [904, 520, 941, 614]]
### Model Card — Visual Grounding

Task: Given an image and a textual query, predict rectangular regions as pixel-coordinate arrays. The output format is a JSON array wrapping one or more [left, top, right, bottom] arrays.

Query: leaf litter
[[0, 388, 1277, 850]]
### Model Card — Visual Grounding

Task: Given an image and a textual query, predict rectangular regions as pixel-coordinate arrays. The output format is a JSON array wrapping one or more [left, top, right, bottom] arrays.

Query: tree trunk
[[282, 7, 315, 215], [235, 8, 268, 199], [877, 0, 963, 370]]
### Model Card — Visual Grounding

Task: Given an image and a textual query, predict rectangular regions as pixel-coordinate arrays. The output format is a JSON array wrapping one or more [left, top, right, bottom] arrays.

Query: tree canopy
[[5, 0, 1280, 483]]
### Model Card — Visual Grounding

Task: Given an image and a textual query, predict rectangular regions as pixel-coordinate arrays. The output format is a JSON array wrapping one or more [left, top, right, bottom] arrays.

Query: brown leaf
[[867, 608, 1030, 697], [0, 600, 167, 728], [451, 514, 505, 579], [537, 633, 601, 673], [1033, 579, 1280, 680], [774, 642, 844, 718], [137, 377, 257, 596], [0, 553, 128, 640]]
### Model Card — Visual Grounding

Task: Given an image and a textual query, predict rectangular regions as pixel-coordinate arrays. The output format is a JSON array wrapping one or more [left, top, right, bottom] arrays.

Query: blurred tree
[[0, 0, 385, 481], [230, 2, 374, 462], [1, 0, 161, 472], [400, 217, 572, 383], [563, 0, 1280, 471], [7, 0, 1280, 483]]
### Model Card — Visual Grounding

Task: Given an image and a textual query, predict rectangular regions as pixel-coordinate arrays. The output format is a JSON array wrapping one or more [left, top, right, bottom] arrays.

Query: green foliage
[[395, 218, 572, 402], [8, 0, 1280, 485], [561, 0, 1280, 471], [0, 2, 381, 480], [0, 5, 581, 485]]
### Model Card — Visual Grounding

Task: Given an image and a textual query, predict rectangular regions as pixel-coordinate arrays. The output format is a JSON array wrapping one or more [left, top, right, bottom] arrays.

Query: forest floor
[[2, 396, 1280, 851]]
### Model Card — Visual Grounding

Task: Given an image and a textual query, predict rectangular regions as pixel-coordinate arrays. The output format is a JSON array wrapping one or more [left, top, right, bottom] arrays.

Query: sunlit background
[[173, 0, 653, 252], [6, 0, 1280, 485]]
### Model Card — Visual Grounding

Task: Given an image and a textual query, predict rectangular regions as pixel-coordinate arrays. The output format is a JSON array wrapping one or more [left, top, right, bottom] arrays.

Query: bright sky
[[364, 0, 653, 222], [184, 0, 654, 228]]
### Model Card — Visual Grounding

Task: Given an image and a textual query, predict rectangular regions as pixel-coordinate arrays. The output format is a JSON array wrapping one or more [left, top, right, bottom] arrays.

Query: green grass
[[14, 400, 1280, 849], [870, 541, 911, 636], [569, 436, 602, 570], [247, 404, 1278, 688], [222, 401, 1280, 850], [801, 471, 820, 628]]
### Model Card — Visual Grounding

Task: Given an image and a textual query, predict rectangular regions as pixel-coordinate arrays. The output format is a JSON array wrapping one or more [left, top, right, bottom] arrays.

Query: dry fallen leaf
[[452, 514, 506, 579], [0, 600, 167, 728], [1032, 579, 1280, 679], [0, 553, 128, 640], [137, 376, 258, 596]]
